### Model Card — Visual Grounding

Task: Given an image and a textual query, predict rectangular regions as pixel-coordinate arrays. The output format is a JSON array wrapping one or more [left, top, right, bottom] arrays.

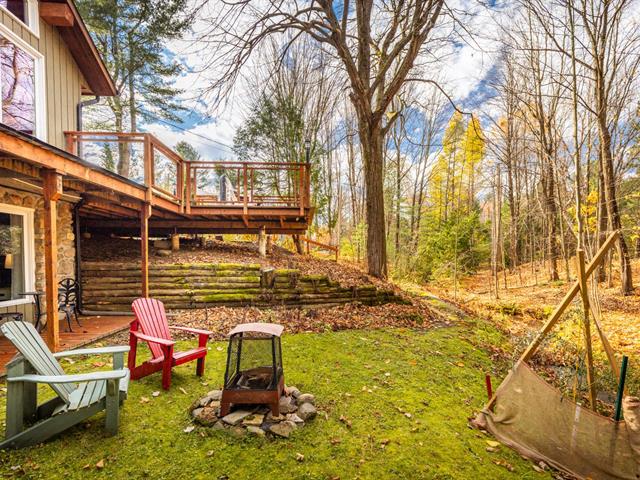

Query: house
[[0, 0, 312, 352]]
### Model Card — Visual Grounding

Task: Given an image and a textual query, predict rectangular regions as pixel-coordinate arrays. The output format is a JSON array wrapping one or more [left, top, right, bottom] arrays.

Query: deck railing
[[64, 131, 184, 206], [186, 160, 310, 214], [64, 132, 311, 214]]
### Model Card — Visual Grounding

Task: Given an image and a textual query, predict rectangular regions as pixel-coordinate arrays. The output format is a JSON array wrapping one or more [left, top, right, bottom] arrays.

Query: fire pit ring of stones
[[190, 385, 317, 438]]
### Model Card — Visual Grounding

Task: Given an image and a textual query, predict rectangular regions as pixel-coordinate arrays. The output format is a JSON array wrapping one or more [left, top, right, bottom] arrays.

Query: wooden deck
[[0, 315, 133, 377]]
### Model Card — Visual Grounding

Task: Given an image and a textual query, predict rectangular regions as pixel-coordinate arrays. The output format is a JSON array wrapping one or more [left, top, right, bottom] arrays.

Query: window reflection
[[0, 1, 26, 23], [0, 212, 25, 302], [0, 36, 35, 135]]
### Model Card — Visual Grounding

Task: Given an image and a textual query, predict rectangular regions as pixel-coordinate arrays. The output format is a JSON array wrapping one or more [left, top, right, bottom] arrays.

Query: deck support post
[[258, 226, 267, 257], [171, 233, 180, 251], [141, 204, 151, 297], [292, 234, 304, 254], [266, 235, 273, 255], [42, 169, 62, 352]]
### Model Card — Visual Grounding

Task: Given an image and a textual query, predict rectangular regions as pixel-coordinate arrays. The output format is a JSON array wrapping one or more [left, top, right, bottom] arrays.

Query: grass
[[0, 325, 549, 480]]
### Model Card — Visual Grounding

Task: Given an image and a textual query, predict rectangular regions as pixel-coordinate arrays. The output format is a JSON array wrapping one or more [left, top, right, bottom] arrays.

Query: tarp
[[474, 362, 640, 479]]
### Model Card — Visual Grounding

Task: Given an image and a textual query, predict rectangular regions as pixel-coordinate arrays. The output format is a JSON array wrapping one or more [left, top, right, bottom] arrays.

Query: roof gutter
[[76, 96, 100, 158]]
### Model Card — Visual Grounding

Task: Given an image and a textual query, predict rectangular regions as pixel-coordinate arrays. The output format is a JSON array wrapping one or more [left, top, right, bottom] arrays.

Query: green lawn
[[0, 325, 549, 479]]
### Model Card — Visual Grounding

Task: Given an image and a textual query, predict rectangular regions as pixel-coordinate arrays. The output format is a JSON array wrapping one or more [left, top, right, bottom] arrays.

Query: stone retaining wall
[[81, 262, 404, 311]]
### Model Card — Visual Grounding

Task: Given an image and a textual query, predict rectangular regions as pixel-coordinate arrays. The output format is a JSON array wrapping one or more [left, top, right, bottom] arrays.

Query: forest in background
[[77, 0, 640, 295]]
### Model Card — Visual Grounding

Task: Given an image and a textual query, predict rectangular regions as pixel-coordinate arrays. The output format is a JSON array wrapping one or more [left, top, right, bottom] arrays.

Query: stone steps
[[81, 261, 403, 311]]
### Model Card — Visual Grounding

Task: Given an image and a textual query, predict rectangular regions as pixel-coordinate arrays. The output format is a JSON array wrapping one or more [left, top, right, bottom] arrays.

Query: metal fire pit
[[220, 323, 284, 417]]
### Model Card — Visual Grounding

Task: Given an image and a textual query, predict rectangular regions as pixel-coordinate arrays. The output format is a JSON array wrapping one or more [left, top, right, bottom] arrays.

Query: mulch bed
[[107, 301, 444, 345]]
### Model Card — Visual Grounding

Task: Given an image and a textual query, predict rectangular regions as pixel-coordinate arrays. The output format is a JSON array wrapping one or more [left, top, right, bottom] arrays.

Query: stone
[[297, 403, 317, 421], [212, 421, 226, 431], [297, 393, 315, 406], [285, 386, 301, 398], [207, 390, 223, 401], [247, 426, 266, 437], [279, 396, 298, 414], [286, 413, 304, 424], [221, 410, 253, 426], [242, 414, 265, 427], [266, 412, 286, 422], [269, 420, 297, 438], [156, 249, 172, 257], [194, 406, 219, 427], [230, 426, 246, 438], [192, 407, 203, 419]]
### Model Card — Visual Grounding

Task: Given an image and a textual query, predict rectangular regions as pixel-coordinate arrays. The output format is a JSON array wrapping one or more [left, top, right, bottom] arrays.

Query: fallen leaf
[[206, 450, 214, 457], [485, 440, 500, 448], [330, 437, 342, 445], [152, 391, 160, 397], [295, 453, 305, 462], [492, 459, 514, 472], [95, 459, 104, 469], [339, 415, 352, 428], [404, 412, 412, 419], [179, 387, 188, 395], [92, 361, 106, 368], [140, 397, 150, 404], [184, 425, 195, 433]]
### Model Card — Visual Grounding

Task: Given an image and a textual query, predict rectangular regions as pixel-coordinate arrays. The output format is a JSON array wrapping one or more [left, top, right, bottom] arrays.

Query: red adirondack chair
[[129, 298, 212, 390]]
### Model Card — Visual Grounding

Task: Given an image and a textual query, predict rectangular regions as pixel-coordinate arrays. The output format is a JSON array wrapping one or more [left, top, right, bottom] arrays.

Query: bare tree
[[198, 0, 450, 278], [521, 0, 639, 293]]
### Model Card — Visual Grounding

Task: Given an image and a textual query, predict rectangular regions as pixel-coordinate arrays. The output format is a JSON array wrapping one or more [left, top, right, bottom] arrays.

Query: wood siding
[[0, 302, 34, 323], [0, 9, 85, 150]]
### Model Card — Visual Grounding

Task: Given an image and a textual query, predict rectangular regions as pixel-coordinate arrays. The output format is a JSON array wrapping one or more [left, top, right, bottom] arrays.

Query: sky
[[140, 1, 508, 161]]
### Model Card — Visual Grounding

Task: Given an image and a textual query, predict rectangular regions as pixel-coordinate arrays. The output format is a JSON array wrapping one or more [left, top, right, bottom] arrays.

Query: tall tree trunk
[[596, 159, 608, 282], [597, 113, 633, 294], [360, 121, 388, 278], [114, 100, 131, 178]]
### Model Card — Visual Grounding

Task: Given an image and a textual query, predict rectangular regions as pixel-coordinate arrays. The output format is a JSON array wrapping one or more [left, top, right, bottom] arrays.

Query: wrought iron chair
[[58, 278, 81, 332]]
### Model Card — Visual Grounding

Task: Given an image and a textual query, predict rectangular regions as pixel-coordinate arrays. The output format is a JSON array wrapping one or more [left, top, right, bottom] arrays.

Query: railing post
[[65, 133, 77, 156], [143, 135, 153, 204], [243, 163, 248, 216], [185, 162, 191, 214], [299, 164, 305, 216], [177, 159, 184, 213], [305, 163, 311, 208]]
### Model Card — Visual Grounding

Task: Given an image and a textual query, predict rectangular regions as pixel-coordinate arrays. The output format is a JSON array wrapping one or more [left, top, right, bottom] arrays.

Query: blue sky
[[142, 0, 505, 161]]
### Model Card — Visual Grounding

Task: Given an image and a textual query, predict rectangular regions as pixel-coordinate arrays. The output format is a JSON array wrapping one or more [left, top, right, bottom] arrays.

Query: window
[[0, 0, 38, 34], [0, 1, 26, 22], [0, 26, 45, 139], [0, 204, 34, 306], [0, 37, 35, 134]]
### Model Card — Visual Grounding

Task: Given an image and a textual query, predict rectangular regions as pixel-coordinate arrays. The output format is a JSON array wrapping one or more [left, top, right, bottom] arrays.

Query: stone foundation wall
[[0, 188, 76, 320]]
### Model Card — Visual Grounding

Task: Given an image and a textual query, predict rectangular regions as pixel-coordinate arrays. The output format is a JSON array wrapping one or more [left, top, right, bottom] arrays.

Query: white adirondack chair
[[0, 321, 130, 449]]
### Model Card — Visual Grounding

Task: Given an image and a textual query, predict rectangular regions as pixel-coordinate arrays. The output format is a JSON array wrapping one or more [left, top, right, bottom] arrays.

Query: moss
[[0, 327, 549, 480], [198, 293, 258, 303]]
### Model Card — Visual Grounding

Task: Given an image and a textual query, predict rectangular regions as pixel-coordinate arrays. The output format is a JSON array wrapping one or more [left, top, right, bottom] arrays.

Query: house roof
[[43, 0, 117, 96]]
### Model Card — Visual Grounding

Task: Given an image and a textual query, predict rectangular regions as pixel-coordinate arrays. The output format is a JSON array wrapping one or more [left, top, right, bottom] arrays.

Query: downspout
[[73, 198, 85, 313], [76, 96, 100, 158]]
